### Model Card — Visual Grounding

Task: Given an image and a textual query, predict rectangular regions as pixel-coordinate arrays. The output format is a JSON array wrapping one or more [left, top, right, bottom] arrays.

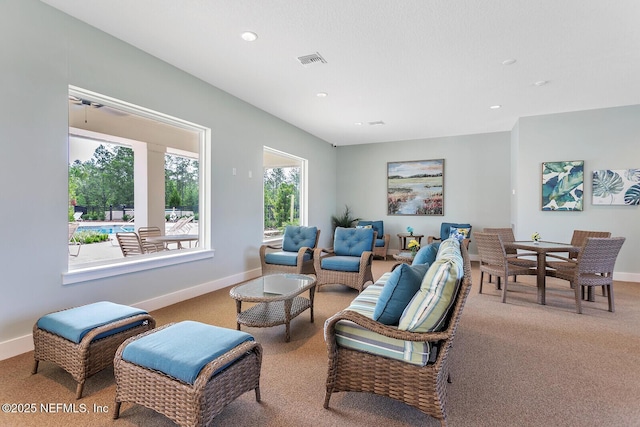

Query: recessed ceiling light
[[502, 58, 517, 66], [241, 31, 258, 42], [534, 80, 548, 86], [316, 92, 328, 98], [354, 122, 363, 126], [489, 105, 502, 109]]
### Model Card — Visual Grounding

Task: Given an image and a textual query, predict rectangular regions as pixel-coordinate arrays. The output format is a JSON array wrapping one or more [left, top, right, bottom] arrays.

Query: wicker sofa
[[323, 238, 472, 426]]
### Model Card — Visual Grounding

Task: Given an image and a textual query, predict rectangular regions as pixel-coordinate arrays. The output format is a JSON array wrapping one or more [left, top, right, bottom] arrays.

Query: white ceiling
[[42, 0, 640, 146]]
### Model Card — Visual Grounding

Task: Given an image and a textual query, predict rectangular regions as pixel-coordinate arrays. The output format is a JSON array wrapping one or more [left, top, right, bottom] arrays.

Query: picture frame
[[387, 159, 444, 215], [592, 169, 640, 205], [541, 160, 584, 211]]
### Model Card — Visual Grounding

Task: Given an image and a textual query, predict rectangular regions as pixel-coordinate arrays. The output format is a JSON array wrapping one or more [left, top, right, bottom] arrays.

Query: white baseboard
[[0, 268, 262, 361]]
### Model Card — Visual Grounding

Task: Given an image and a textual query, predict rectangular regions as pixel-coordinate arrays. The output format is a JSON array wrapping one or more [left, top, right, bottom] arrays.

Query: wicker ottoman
[[32, 301, 156, 399], [113, 321, 262, 427]]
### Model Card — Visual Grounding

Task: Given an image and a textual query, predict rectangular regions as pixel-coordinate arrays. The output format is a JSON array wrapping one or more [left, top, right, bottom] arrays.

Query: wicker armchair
[[323, 243, 472, 426], [357, 220, 390, 259], [546, 237, 625, 313], [260, 226, 320, 275], [475, 232, 538, 303], [427, 222, 472, 249], [313, 227, 376, 293]]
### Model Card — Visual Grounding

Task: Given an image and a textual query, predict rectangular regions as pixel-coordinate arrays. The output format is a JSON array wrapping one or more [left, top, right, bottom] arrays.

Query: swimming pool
[[77, 225, 134, 235]]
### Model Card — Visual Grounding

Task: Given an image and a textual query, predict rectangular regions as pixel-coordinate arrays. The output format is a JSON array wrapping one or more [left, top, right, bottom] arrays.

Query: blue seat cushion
[[265, 251, 311, 266], [412, 242, 440, 266], [37, 301, 148, 344], [282, 226, 318, 252], [122, 321, 254, 385], [334, 227, 374, 257], [321, 255, 361, 272], [374, 238, 386, 248], [373, 263, 429, 325]]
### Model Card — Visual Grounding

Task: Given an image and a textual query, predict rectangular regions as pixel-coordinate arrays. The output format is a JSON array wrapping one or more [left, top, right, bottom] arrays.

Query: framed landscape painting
[[541, 160, 584, 211], [592, 169, 640, 205], [387, 159, 444, 215]]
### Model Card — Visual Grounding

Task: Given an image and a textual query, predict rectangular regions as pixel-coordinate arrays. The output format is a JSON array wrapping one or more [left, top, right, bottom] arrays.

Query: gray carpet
[[1, 260, 640, 426]]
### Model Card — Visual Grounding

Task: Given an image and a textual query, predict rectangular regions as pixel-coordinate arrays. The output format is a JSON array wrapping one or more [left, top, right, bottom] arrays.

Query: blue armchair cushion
[[373, 263, 429, 325], [358, 220, 384, 238], [282, 226, 318, 252], [439, 222, 472, 241], [412, 242, 440, 266], [37, 301, 148, 344], [122, 321, 254, 385], [321, 255, 362, 272], [334, 227, 375, 257], [264, 251, 311, 266]]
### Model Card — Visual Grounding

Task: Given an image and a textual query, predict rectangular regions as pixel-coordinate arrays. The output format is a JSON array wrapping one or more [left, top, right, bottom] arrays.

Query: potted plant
[[331, 205, 361, 229]]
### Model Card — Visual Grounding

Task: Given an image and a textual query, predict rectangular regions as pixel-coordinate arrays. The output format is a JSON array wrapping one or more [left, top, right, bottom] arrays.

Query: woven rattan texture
[[32, 313, 156, 399], [113, 323, 262, 427], [323, 243, 473, 427]]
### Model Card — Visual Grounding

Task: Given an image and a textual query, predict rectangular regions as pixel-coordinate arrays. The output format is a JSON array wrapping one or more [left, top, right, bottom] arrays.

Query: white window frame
[[262, 146, 307, 243], [63, 86, 213, 285]]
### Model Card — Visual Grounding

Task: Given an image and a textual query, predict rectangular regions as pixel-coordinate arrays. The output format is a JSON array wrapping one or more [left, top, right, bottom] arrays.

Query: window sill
[[63, 249, 215, 285]]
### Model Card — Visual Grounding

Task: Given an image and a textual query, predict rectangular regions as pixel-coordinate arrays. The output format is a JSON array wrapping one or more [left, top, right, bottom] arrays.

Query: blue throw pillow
[[373, 263, 429, 325], [412, 242, 440, 266]]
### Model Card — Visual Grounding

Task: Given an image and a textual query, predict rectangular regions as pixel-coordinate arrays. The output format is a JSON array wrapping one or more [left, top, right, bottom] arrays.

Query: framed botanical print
[[541, 160, 584, 211], [592, 169, 640, 205], [387, 159, 444, 215]]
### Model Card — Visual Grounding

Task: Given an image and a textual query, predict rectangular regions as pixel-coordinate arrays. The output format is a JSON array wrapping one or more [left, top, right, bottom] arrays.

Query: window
[[263, 147, 307, 241], [65, 86, 211, 283]]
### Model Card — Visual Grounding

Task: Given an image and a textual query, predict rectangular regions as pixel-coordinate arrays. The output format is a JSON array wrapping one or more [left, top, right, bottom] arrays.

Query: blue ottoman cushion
[[121, 321, 254, 385], [36, 301, 148, 344]]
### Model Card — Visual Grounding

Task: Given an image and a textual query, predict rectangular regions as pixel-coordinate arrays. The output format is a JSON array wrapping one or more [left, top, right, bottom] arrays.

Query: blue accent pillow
[[122, 321, 254, 385], [358, 220, 384, 237], [412, 242, 440, 266], [37, 301, 148, 344], [373, 263, 429, 325]]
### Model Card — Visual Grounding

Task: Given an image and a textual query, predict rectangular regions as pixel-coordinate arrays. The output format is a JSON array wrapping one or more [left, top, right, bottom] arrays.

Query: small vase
[[533, 239, 539, 245]]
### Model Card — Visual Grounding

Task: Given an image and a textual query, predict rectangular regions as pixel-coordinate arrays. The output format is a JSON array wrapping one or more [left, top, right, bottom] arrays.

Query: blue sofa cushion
[[439, 222, 472, 241], [358, 220, 384, 238], [321, 255, 361, 272], [373, 263, 429, 325], [122, 321, 254, 385], [334, 227, 375, 257], [37, 301, 148, 344], [265, 251, 311, 266], [412, 242, 440, 266], [282, 226, 318, 252]]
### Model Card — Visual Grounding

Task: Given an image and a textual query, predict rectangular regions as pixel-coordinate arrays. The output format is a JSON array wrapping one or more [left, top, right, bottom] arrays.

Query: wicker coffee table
[[229, 274, 316, 342]]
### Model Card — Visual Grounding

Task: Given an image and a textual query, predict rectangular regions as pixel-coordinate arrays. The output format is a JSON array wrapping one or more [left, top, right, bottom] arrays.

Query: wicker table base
[[230, 274, 316, 342]]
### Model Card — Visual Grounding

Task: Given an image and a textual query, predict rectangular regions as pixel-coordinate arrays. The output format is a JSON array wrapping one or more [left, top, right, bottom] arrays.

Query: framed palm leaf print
[[592, 169, 640, 205], [541, 160, 584, 211]]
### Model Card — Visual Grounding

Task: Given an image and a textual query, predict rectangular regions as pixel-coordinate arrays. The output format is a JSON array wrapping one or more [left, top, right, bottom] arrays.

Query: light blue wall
[[0, 0, 336, 351], [335, 132, 512, 256], [513, 105, 640, 276]]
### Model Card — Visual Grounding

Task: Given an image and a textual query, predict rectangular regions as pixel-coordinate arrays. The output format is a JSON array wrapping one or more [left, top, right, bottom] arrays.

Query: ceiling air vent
[[368, 121, 385, 126], [297, 52, 327, 66]]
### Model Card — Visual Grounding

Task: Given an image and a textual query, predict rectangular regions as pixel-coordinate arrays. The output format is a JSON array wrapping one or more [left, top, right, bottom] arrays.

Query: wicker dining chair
[[483, 227, 536, 282], [546, 237, 625, 313], [475, 232, 538, 303], [546, 230, 611, 271]]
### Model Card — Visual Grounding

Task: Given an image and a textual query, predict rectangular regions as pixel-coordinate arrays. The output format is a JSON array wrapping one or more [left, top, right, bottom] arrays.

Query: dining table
[[504, 240, 579, 305]]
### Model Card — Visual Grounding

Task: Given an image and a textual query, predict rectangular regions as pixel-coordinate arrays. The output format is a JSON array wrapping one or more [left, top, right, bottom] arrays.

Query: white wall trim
[[1, 267, 261, 361]]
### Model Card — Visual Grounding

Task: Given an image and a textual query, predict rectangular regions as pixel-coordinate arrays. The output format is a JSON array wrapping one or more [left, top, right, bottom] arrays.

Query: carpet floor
[[1, 260, 639, 426]]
